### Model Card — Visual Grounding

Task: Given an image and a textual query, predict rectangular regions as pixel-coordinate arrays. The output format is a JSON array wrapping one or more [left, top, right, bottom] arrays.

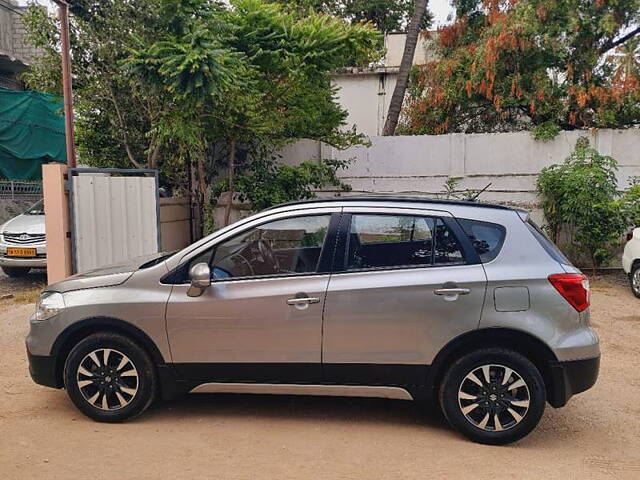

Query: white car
[[622, 227, 640, 298], [0, 199, 46, 277]]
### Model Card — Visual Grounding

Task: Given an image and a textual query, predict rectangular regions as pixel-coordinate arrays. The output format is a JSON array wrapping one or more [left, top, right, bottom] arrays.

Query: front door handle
[[434, 288, 471, 296], [286, 297, 320, 305]]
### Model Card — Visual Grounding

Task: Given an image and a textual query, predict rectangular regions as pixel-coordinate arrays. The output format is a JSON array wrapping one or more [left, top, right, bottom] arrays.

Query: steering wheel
[[257, 238, 280, 272]]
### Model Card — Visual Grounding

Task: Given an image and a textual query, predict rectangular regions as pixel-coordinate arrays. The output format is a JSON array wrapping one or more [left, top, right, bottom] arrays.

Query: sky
[[16, 0, 456, 27]]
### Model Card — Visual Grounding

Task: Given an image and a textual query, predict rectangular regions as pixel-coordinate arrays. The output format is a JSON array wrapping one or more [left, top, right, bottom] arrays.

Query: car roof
[[265, 195, 517, 212]]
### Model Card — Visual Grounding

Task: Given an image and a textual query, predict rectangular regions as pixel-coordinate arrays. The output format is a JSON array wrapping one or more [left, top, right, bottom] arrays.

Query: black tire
[[629, 264, 640, 299], [63, 332, 157, 422], [439, 347, 546, 445], [2, 266, 31, 277]]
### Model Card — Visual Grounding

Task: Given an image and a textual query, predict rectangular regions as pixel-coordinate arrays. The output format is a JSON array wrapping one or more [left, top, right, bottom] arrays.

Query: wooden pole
[[53, 0, 76, 167]]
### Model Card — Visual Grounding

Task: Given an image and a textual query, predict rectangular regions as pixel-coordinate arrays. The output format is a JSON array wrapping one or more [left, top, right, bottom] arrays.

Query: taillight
[[627, 232, 634, 241], [548, 273, 590, 312]]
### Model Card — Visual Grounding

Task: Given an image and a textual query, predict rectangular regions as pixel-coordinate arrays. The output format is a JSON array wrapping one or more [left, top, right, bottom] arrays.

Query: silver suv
[[26, 197, 599, 445]]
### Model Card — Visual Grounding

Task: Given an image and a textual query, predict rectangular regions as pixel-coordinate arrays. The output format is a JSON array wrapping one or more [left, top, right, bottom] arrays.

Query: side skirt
[[189, 382, 414, 400]]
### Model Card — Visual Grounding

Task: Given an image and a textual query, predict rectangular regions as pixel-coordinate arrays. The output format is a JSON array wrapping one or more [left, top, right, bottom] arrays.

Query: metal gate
[[68, 168, 160, 274]]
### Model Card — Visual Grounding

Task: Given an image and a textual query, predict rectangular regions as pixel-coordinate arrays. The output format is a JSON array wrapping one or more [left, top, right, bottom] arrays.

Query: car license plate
[[6, 247, 37, 257]]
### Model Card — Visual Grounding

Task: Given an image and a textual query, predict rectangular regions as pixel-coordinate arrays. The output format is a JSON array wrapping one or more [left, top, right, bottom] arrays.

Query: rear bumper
[[26, 346, 61, 389], [547, 356, 600, 408]]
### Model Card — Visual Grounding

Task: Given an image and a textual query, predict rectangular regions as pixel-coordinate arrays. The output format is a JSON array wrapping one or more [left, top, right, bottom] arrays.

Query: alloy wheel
[[633, 269, 640, 295], [457, 364, 530, 432], [76, 348, 139, 411]]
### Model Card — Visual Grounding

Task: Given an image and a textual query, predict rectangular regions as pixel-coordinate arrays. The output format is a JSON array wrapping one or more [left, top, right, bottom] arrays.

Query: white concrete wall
[[279, 129, 640, 224], [332, 32, 437, 137], [159, 197, 192, 251]]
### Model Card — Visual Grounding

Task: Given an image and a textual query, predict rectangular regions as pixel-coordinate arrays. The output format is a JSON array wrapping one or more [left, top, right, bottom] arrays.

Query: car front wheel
[[63, 332, 157, 422], [439, 348, 546, 445]]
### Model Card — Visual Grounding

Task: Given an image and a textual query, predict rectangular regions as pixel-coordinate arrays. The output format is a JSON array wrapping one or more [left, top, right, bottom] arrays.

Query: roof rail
[[265, 195, 515, 211]]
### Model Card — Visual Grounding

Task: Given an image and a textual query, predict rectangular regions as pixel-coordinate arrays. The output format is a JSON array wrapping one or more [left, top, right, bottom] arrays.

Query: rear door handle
[[286, 297, 320, 305], [434, 288, 471, 296]]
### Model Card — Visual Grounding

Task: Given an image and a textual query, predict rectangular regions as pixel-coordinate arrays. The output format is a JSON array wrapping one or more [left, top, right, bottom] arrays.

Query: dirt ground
[[0, 273, 639, 480]]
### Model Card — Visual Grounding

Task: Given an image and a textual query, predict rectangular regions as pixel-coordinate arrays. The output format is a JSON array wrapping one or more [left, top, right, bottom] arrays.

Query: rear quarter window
[[456, 218, 506, 263]]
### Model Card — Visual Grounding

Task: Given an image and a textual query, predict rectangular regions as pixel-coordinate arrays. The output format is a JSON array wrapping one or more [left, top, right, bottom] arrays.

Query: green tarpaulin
[[0, 88, 66, 180]]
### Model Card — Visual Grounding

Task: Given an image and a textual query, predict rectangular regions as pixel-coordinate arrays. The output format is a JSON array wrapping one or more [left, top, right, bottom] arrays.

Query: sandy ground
[[0, 269, 46, 297], [1, 274, 639, 480]]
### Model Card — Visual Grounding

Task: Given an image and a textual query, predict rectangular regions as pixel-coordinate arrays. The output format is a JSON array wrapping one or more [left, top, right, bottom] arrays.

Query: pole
[[53, 0, 76, 167]]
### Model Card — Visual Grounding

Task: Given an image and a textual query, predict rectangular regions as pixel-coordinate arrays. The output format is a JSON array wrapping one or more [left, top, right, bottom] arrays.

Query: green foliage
[[22, 0, 382, 221], [226, 156, 352, 211], [440, 176, 485, 201], [271, 0, 432, 33], [402, 0, 640, 135], [537, 137, 633, 269], [531, 121, 561, 142]]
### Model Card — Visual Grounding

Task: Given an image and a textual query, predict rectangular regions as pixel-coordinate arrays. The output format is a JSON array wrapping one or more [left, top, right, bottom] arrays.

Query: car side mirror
[[187, 262, 211, 297]]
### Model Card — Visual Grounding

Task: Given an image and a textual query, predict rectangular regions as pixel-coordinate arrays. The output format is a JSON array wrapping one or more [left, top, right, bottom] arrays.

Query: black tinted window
[[457, 218, 506, 262], [346, 214, 465, 270], [191, 215, 330, 279]]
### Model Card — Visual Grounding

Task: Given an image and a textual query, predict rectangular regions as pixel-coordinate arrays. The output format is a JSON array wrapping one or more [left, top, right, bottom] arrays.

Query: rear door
[[322, 207, 487, 386]]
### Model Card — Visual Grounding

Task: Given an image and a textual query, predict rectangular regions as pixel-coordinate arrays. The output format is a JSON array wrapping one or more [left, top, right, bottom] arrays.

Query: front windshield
[[26, 199, 45, 215]]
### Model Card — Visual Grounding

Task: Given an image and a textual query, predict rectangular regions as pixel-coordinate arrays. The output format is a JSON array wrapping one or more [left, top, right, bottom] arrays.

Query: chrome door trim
[[175, 207, 343, 266], [189, 382, 414, 400]]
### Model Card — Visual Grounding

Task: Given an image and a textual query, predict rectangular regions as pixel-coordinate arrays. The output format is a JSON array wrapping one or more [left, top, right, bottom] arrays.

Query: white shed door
[[72, 174, 159, 273]]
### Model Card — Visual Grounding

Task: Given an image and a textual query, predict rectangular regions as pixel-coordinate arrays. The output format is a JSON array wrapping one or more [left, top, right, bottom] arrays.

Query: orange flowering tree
[[400, 0, 640, 137]]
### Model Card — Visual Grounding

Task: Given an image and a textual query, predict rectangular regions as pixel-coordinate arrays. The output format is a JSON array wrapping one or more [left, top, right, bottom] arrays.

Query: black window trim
[[161, 212, 342, 285], [332, 212, 481, 274]]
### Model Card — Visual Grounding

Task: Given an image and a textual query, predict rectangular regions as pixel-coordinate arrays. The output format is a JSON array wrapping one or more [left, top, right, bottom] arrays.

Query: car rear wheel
[[2, 266, 31, 277], [63, 332, 157, 422], [629, 264, 640, 298], [439, 348, 546, 445]]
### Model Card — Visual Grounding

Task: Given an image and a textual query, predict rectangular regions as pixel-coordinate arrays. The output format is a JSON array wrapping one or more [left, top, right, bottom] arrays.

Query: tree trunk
[[382, 0, 429, 136], [223, 138, 237, 227]]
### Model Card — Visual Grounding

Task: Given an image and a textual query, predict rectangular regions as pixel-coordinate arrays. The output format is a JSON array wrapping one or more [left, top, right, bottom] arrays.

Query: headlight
[[34, 291, 65, 321]]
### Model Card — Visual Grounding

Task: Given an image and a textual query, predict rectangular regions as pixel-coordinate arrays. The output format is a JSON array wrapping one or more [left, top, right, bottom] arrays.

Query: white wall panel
[[72, 174, 158, 273]]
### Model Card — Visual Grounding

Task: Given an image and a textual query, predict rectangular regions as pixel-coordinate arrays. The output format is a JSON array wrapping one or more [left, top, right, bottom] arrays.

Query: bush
[[537, 137, 633, 269]]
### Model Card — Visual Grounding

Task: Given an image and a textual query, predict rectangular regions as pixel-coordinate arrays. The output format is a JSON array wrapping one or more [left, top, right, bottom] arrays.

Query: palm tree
[[382, 0, 429, 136], [610, 37, 640, 85]]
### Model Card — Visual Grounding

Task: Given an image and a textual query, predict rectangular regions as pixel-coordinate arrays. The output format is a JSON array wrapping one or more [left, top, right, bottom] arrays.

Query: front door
[[322, 211, 487, 385], [166, 212, 339, 384]]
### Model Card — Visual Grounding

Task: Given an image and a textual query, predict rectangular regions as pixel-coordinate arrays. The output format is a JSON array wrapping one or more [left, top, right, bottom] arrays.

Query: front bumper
[[26, 346, 61, 389], [547, 356, 600, 408], [0, 241, 47, 268], [0, 255, 47, 268]]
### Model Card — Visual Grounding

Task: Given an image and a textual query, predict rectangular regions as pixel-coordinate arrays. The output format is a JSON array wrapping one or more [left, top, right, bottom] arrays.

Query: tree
[[22, 0, 381, 228], [271, 0, 431, 32], [123, 0, 382, 226], [22, 0, 171, 172], [381, 0, 428, 135], [400, 0, 640, 136], [537, 137, 632, 269]]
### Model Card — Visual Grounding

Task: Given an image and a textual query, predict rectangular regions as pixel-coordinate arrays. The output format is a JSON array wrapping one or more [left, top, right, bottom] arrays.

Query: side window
[[191, 215, 331, 279], [347, 214, 435, 270], [456, 218, 506, 263]]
